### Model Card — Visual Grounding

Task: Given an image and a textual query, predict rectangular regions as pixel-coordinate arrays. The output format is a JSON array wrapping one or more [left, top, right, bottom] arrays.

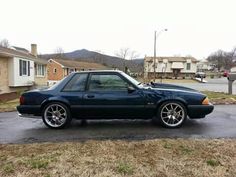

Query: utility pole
[[153, 31, 157, 81], [153, 29, 168, 82]]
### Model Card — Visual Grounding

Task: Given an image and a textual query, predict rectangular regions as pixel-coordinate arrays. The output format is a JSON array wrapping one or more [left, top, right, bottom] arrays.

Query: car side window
[[89, 74, 129, 91], [63, 74, 88, 92]]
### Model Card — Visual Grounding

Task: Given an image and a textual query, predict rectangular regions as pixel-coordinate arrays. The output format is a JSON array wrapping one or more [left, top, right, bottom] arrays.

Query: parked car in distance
[[195, 72, 206, 78], [223, 70, 229, 77], [17, 70, 214, 129]]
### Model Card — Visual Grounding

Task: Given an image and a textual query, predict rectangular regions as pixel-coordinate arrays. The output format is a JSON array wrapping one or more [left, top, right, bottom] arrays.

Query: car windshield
[[120, 72, 142, 87]]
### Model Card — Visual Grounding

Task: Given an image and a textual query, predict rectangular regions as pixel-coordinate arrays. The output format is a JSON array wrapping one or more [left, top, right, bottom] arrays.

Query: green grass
[[2, 163, 14, 174], [117, 162, 134, 175], [27, 158, 49, 169], [206, 159, 221, 167], [178, 145, 194, 155], [202, 91, 236, 99]]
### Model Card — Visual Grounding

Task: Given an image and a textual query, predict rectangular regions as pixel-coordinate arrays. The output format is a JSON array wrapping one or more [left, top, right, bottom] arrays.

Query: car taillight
[[20, 96, 25, 105], [202, 97, 209, 105]]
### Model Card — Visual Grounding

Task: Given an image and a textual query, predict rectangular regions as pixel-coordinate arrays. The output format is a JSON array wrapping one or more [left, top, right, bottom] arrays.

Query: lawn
[[157, 79, 198, 84], [0, 99, 18, 112], [0, 139, 235, 177], [203, 91, 236, 104]]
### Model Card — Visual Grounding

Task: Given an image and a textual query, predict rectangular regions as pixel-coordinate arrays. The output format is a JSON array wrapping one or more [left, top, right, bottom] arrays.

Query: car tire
[[42, 102, 72, 129], [157, 101, 187, 128]]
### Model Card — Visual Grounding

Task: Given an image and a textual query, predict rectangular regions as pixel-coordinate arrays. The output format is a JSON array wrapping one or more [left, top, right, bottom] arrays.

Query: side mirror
[[127, 86, 135, 93]]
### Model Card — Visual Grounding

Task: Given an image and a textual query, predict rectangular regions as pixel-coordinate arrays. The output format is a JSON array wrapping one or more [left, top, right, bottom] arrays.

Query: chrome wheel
[[160, 102, 185, 127], [44, 104, 67, 128]]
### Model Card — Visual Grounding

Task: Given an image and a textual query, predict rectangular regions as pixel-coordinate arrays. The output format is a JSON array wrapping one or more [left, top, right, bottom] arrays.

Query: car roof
[[73, 70, 123, 74]]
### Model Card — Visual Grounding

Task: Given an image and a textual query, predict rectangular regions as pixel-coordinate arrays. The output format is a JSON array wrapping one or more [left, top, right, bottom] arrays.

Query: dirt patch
[[0, 99, 18, 113], [0, 139, 235, 177], [210, 98, 236, 105]]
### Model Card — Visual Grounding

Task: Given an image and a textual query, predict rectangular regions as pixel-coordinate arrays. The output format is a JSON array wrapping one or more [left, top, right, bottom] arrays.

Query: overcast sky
[[0, 0, 236, 59]]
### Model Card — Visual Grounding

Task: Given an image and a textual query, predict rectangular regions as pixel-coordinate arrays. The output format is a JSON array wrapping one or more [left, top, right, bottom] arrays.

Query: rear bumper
[[187, 104, 214, 119], [17, 105, 41, 117], [18, 113, 41, 119]]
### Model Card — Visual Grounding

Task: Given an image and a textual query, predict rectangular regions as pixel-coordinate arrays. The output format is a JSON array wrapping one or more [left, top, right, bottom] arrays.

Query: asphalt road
[[172, 77, 236, 94], [0, 105, 236, 144]]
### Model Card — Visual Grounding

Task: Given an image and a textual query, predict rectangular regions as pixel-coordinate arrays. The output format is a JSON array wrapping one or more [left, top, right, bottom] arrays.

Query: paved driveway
[[0, 105, 235, 144]]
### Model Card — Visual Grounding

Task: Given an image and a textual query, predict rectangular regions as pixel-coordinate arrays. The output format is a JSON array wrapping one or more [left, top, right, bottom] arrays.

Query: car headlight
[[202, 97, 210, 105]]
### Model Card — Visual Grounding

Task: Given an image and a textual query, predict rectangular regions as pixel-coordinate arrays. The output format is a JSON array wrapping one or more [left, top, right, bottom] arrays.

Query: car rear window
[[62, 73, 88, 92]]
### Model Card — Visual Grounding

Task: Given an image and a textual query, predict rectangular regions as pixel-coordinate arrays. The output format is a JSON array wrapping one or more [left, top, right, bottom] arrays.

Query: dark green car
[[17, 70, 214, 129]]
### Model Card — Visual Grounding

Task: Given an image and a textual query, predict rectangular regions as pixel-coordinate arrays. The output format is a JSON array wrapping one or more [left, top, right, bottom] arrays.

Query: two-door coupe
[[17, 70, 214, 129]]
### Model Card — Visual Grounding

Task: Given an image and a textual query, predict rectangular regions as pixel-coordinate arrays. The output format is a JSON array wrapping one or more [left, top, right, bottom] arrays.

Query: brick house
[[48, 59, 107, 84], [0, 44, 48, 101], [144, 56, 198, 79]]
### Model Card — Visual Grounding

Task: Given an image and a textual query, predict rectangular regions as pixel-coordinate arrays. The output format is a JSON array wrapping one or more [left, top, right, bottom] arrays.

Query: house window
[[36, 64, 46, 76], [69, 68, 74, 74], [186, 63, 191, 70], [53, 68, 57, 74], [19, 59, 30, 76]]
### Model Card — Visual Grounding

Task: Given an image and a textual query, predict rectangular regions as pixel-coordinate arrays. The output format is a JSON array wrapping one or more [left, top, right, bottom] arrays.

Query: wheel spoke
[[174, 105, 178, 111], [47, 111, 53, 114]]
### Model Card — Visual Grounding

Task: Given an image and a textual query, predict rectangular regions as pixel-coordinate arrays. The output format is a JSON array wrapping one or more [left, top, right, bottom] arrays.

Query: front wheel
[[42, 102, 72, 129], [157, 101, 187, 128]]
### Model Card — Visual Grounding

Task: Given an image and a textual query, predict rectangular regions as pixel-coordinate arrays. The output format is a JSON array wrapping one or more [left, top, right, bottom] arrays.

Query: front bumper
[[17, 105, 41, 117], [187, 104, 214, 119]]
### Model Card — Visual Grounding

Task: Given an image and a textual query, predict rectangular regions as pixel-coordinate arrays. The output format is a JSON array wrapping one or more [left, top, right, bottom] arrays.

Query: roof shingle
[[0, 46, 47, 64], [52, 59, 108, 70]]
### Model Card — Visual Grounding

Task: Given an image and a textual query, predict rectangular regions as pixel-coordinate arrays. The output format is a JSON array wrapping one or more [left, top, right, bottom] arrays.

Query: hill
[[40, 49, 143, 72]]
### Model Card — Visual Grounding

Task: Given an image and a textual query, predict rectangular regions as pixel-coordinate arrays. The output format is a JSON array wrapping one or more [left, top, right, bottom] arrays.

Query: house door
[[173, 69, 180, 78]]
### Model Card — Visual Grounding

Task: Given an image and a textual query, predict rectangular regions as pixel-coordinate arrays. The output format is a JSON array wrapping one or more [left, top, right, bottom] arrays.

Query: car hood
[[147, 83, 199, 93]]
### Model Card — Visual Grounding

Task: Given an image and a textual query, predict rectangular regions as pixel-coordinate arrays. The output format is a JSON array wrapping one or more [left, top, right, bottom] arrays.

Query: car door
[[82, 72, 147, 119], [60, 73, 88, 118]]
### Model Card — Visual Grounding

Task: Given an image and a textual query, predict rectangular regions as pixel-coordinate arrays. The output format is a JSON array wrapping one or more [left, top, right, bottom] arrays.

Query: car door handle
[[85, 94, 95, 99]]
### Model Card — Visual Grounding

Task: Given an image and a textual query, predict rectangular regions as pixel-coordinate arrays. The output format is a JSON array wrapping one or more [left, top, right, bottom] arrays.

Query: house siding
[[35, 75, 48, 86], [0, 57, 10, 94], [8, 57, 34, 87], [0, 57, 31, 95], [34, 64, 48, 86], [144, 57, 197, 79], [48, 60, 64, 81]]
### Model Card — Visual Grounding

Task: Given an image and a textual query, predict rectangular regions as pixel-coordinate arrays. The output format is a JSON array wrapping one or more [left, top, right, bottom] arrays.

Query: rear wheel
[[42, 102, 71, 129], [157, 101, 187, 128]]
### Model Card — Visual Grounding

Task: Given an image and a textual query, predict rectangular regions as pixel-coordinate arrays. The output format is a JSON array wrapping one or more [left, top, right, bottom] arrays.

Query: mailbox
[[228, 73, 236, 94], [228, 73, 236, 81]]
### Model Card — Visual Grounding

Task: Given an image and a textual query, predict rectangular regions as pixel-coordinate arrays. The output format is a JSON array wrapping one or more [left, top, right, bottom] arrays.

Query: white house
[[144, 56, 198, 79], [197, 59, 215, 72], [0, 44, 47, 101]]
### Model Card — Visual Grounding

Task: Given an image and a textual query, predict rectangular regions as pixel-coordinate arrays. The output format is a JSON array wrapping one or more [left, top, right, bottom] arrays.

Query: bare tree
[[115, 48, 130, 71], [129, 50, 139, 60], [0, 39, 10, 48], [207, 48, 236, 71], [54, 47, 65, 58]]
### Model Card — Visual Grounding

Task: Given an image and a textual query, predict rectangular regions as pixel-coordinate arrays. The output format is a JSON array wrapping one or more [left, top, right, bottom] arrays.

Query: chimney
[[31, 44, 37, 57]]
